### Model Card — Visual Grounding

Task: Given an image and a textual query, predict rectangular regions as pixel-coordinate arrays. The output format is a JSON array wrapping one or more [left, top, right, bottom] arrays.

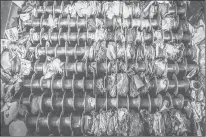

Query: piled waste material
[[1, 1, 205, 136]]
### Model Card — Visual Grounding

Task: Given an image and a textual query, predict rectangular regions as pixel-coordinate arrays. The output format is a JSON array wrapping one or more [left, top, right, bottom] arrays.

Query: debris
[[107, 42, 117, 60], [95, 79, 105, 95], [107, 73, 129, 97], [18, 104, 28, 116], [9, 119, 28, 136], [19, 58, 32, 76], [5, 27, 19, 41], [4, 102, 19, 125], [129, 110, 144, 136], [85, 96, 96, 112], [190, 19, 205, 45], [130, 74, 144, 97], [187, 67, 198, 79], [164, 43, 185, 61], [157, 77, 168, 92], [160, 99, 170, 112], [153, 112, 165, 136], [152, 58, 167, 77], [47, 14, 58, 29], [102, 1, 130, 19], [162, 109, 191, 135], [161, 15, 177, 31], [20, 13, 30, 22], [43, 56, 64, 79], [1, 39, 11, 53], [189, 80, 202, 91], [30, 96, 41, 115], [117, 108, 129, 136]]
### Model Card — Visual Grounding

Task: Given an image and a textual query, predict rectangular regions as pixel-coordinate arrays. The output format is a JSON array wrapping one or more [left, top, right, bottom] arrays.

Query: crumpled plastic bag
[[83, 41, 107, 62], [157, 77, 168, 92], [115, 29, 125, 42], [153, 112, 165, 136], [43, 56, 64, 79], [18, 35, 30, 45], [1, 43, 32, 76], [107, 74, 117, 97], [85, 96, 96, 112], [98, 110, 108, 135], [126, 28, 136, 43], [107, 73, 129, 97], [90, 111, 100, 135], [198, 41, 205, 88], [87, 18, 104, 31], [94, 41, 107, 61], [1, 75, 22, 103], [174, 111, 190, 135], [20, 13, 31, 22], [18, 104, 28, 116], [107, 42, 117, 60], [106, 110, 117, 136], [95, 28, 107, 41], [129, 111, 144, 136], [1, 50, 12, 71], [190, 89, 204, 101], [183, 101, 193, 118], [130, 74, 144, 97], [83, 115, 93, 134], [143, 4, 158, 18], [164, 43, 185, 61], [30, 96, 41, 115], [162, 109, 191, 136], [162, 15, 177, 31], [4, 102, 19, 125], [152, 58, 167, 77], [158, 3, 170, 17], [117, 108, 129, 136], [102, 1, 130, 19], [95, 79, 105, 95], [87, 29, 107, 42], [48, 14, 58, 29], [107, 42, 135, 60], [189, 19, 205, 46], [191, 101, 204, 123], [144, 46, 155, 60], [66, 1, 101, 17], [9, 119, 28, 136], [160, 99, 170, 112]]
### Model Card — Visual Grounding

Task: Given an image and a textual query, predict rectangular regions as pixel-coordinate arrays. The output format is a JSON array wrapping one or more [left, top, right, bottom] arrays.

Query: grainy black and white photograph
[[0, 0, 205, 136]]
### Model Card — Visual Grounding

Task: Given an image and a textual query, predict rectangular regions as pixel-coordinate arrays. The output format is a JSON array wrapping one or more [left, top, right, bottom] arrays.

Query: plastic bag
[[162, 15, 176, 31], [117, 108, 129, 136], [4, 102, 19, 125], [43, 57, 64, 79], [30, 96, 41, 115], [129, 111, 144, 136], [130, 74, 144, 97], [192, 19, 205, 45], [153, 112, 165, 136]]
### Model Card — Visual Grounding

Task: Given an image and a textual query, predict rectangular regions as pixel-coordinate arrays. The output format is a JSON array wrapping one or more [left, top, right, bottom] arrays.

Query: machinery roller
[[18, 92, 185, 135], [33, 58, 198, 78], [26, 26, 190, 45], [16, 92, 163, 113], [22, 14, 162, 29], [21, 12, 180, 32], [25, 1, 187, 18], [23, 72, 191, 96], [32, 41, 196, 62]]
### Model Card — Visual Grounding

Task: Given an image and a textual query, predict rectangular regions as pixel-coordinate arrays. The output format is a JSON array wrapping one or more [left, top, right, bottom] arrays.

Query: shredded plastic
[[42, 56, 64, 79]]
